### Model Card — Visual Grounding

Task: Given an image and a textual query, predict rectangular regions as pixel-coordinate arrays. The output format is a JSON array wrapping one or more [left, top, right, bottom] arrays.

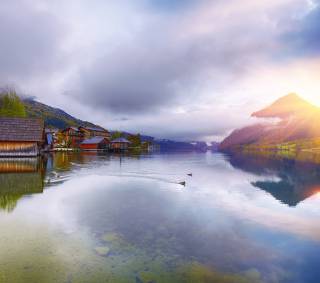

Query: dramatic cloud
[[284, 2, 320, 56], [70, 0, 287, 114], [0, 0, 65, 85], [0, 0, 319, 140]]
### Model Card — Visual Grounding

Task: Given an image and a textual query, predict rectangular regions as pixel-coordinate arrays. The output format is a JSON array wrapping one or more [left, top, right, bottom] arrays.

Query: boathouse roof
[[0, 118, 44, 142], [80, 126, 108, 132], [81, 136, 108, 145], [62, 126, 79, 132]]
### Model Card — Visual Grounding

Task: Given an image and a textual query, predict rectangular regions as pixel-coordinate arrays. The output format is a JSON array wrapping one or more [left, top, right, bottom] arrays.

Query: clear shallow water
[[0, 152, 320, 283]]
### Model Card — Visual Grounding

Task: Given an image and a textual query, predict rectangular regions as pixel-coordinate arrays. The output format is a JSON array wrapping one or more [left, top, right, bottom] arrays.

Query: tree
[[111, 131, 123, 140], [0, 88, 26, 118], [128, 133, 141, 147]]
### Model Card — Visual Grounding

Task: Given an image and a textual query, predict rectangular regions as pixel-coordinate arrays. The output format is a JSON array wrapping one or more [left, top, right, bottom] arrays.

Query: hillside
[[220, 94, 320, 151], [22, 98, 209, 151], [23, 98, 100, 129]]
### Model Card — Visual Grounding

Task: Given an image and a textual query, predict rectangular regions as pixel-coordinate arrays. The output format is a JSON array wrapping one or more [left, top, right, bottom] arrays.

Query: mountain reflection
[[228, 152, 320, 206], [0, 157, 47, 212]]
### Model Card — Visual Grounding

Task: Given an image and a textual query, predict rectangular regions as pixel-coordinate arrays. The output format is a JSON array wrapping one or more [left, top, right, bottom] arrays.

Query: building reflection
[[227, 152, 320, 206], [51, 151, 111, 170], [0, 157, 47, 212], [51, 151, 144, 171]]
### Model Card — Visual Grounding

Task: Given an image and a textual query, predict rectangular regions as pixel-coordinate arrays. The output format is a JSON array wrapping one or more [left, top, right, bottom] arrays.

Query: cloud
[[70, 0, 297, 115], [0, 0, 319, 140], [0, 0, 65, 86], [283, 3, 320, 56]]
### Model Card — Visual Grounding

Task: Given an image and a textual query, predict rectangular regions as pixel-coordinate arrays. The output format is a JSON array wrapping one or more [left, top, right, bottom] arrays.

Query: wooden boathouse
[[0, 118, 45, 157], [61, 127, 83, 148], [80, 136, 110, 151], [79, 126, 111, 140]]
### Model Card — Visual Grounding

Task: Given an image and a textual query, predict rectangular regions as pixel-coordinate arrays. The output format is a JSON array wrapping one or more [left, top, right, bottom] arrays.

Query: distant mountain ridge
[[220, 94, 320, 151], [23, 98, 211, 151]]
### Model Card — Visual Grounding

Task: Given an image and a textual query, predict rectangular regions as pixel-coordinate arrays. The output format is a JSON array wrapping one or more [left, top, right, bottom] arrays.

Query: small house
[[0, 118, 45, 157], [61, 127, 83, 148], [111, 137, 131, 151], [80, 137, 110, 151], [79, 126, 110, 140]]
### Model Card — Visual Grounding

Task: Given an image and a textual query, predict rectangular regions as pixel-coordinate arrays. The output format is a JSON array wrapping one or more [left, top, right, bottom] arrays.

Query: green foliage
[[128, 133, 141, 147], [111, 131, 123, 140], [0, 89, 26, 118]]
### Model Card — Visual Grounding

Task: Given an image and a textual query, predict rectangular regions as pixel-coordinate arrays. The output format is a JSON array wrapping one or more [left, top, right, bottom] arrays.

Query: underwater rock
[[101, 232, 121, 243], [94, 246, 110, 256]]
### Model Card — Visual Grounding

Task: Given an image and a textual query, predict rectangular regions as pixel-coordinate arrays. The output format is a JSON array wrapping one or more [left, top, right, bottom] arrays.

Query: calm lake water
[[0, 152, 320, 283]]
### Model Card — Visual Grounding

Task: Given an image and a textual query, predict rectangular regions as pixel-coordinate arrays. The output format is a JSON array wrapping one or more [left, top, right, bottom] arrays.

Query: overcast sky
[[1, 0, 320, 141]]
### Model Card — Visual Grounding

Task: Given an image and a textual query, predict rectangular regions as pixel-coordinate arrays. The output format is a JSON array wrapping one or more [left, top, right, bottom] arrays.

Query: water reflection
[[0, 157, 46, 212], [228, 152, 320, 206], [2, 151, 320, 210], [0, 152, 319, 282], [0, 152, 145, 213]]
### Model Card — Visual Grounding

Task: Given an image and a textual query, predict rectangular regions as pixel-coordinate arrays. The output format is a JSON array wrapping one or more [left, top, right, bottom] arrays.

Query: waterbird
[[52, 171, 60, 178], [179, 181, 186, 186], [187, 173, 192, 177]]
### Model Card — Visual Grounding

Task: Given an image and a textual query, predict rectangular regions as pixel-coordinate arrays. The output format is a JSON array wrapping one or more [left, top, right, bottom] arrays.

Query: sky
[[1, 0, 320, 141]]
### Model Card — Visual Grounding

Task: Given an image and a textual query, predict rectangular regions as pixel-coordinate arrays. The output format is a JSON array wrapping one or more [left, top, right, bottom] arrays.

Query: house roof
[[111, 137, 131, 143], [62, 126, 79, 132], [0, 118, 44, 142], [81, 136, 108, 145], [80, 126, 108, 132]]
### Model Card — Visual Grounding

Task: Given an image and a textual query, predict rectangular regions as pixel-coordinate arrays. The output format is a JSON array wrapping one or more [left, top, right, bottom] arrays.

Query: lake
[[0, 151, 319, 283]]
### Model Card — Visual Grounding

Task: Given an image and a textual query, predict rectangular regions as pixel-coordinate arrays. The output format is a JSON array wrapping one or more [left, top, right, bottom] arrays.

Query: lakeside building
[[61, 127, 83, 148], [80, 137, 110, 151], [110, 137, 131, 151], [79, 126, 110, 139], [0, 118, 45, 157]]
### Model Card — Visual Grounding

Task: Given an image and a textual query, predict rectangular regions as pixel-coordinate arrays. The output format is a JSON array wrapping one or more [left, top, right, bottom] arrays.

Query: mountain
[[154, 139, 209, 152], [23, 98, 101, 129], [251, 93, 318, 119], [22, 98, 209, 150], [220, 94, 320, 151]]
